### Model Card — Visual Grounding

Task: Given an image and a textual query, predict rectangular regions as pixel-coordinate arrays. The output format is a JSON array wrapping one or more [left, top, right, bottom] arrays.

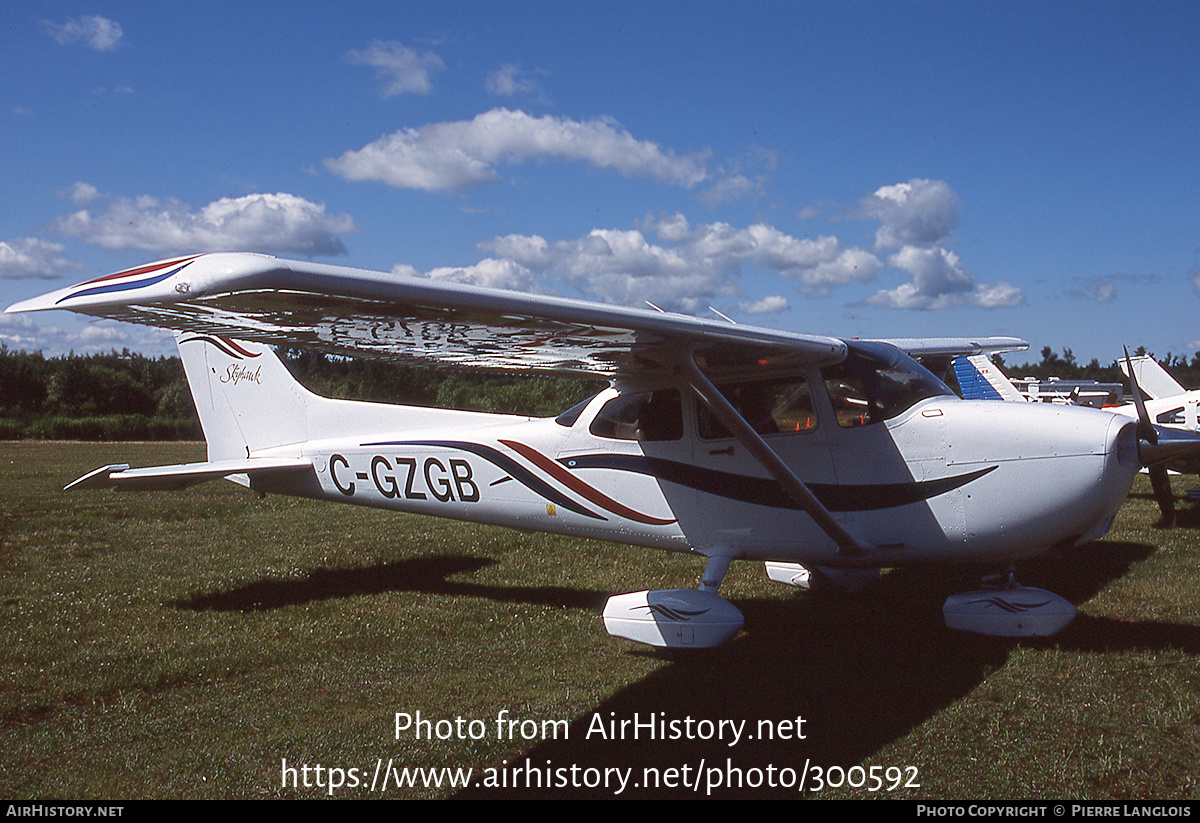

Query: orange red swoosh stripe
[[499, 439, 676, 526]]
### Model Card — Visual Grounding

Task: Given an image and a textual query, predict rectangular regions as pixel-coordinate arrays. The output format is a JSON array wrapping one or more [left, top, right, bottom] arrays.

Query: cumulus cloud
[[0, 313, 175, 356], [0, 238, 79, 279], [479, 228, 731, 312], [325, 108, 711, 191], [486, 64, 546, 100], [707, 223, 881, 295], [470, 216, 882, 312], [59, 181, 101, 205], [346, 41, 444, 96], [697, 147, 778, 207], [53, 192, 358, 257], [697, 174, 763, 207], [860, 178, 961, 250], [1067, 273, 1160, 302], [423, 257, 541, 293], [854, 179, 1023, 310], [640, 217, 880, 296], [865, 246, 1023, 310], [43, 15, 123, 51], [385, 178, 1022, 315], [738, 295, 789, 314]]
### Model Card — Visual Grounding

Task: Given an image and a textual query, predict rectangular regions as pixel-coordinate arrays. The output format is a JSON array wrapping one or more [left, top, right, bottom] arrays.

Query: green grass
[[1, 442, 1197, 798]]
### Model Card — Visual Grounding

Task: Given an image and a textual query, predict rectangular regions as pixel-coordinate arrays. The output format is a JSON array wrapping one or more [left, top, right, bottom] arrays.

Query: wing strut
[[682, 354, 872, 557]]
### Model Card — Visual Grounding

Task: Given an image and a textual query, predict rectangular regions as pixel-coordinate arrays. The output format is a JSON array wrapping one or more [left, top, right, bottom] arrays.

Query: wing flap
[[66, 457, 313, 492]]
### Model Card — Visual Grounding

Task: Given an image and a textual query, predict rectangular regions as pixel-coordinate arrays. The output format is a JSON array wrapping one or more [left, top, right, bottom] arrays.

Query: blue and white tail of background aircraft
[[9, 253, 1200, 646], [952, 354, 1026, 402]]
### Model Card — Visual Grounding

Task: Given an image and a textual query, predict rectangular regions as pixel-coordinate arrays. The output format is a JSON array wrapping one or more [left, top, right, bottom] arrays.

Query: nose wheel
[[943, 569, 1075, 637]]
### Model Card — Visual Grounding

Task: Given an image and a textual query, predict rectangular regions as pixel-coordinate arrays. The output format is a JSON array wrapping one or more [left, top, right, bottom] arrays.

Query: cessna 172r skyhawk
[[9, 253, 1198, 647]]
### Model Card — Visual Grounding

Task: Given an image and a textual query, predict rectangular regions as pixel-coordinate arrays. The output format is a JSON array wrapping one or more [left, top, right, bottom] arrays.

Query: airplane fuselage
[[250, 385, 1141, 569]]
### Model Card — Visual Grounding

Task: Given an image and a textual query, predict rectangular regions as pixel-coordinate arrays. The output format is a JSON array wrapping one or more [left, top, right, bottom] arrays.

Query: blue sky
[[2, 1, 1197, 366]]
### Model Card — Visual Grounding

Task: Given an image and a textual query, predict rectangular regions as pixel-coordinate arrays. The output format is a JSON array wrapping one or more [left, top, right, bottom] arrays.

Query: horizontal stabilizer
[[66, 457, 312, 492]]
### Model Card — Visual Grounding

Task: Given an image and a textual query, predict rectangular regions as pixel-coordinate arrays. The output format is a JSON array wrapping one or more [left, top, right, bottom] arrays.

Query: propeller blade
[[1149, 463, 1176, 529], [1124, 346, 1157, 446], [1124, 347, 1193, 527], [1136, 424, 1200, 465]]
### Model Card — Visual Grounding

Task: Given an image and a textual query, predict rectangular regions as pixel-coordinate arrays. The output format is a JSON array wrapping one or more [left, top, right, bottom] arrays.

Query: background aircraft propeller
[[1125, 347, 1176, 528]]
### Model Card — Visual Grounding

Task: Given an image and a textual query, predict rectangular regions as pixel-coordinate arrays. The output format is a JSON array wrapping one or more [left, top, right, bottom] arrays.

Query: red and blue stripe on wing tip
[[55, 255, 203, 305]]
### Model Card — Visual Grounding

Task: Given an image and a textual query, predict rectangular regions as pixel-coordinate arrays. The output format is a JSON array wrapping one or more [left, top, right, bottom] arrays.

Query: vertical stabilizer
[[177, 334, 313, 461], [952, 354, 1024, 402], [1118, 355, 1185, 401]]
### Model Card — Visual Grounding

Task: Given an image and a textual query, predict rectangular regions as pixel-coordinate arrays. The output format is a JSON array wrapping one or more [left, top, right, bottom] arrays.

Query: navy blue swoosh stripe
[[57, 264, 190, 304], [360, 440, 606, 521], [558, 454, 996, 512]]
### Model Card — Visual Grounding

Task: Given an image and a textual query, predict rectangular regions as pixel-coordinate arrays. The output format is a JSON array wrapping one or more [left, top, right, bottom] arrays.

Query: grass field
[[1, 441, 1197, 799]]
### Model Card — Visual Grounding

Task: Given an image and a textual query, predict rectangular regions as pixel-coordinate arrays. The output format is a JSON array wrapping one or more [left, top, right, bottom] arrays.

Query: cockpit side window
[[822, 341, 954, 428], [824, 369, 874, 428], [589, 390, 683, 441], [697, 375, 817, 439]]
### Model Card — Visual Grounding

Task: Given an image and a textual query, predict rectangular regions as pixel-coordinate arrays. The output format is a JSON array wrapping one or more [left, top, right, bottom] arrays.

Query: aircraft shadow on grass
[[170, 554, 604, 613], [169, 536, 1199, 798], [449, 539, 1199, 798]]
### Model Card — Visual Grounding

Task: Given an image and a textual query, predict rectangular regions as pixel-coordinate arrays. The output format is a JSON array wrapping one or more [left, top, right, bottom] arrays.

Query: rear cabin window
[[697, 375, 817, 440], [554, 395, 597, 427], [589, 390, 683, 441]]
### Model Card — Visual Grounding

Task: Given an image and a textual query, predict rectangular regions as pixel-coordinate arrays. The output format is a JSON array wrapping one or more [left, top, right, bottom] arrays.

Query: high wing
[[6, 253, 1025, 377]]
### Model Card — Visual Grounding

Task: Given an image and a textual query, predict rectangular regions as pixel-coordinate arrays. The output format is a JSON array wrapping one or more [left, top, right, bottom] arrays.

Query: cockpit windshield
[[822, 341, 954, 427]]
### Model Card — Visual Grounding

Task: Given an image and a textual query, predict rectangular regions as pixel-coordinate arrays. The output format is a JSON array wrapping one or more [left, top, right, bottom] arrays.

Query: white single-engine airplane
[[9, 253, 1199, 646]]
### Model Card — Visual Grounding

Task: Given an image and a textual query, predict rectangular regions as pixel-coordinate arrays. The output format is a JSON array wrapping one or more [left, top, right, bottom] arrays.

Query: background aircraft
[[952, 354, 1123, 407], [955, 351, 1200, 527], [10, 253, 1198, 646]]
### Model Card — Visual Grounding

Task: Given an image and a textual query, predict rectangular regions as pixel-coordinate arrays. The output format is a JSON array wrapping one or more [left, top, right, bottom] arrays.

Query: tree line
[[0, 345, 601, 441], [993, 346, 1200, 389], [2, 343, 1195, 441]]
